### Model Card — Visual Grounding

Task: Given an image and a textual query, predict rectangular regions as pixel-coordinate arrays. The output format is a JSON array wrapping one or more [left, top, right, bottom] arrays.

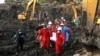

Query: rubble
[[0, 3, 100, 56]]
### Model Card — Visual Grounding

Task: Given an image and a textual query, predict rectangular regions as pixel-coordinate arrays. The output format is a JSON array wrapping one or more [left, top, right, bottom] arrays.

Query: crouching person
[[13, 29, 25, 51], [55, 27, 65, 56]]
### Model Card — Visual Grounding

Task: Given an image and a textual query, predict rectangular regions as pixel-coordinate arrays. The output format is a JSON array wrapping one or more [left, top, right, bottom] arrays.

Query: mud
[[0, 3, 99, 56]]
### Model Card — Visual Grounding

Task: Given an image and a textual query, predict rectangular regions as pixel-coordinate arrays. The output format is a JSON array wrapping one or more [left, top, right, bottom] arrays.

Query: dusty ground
[[0, 3, 100, 56]]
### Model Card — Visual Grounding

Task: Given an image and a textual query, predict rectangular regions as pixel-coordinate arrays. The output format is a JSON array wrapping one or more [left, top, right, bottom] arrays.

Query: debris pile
[[0, 3, 94, 56]]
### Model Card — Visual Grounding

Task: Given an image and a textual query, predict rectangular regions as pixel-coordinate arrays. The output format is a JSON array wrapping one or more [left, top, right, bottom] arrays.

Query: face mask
[[43, 27, 46, 29], [57, 30, 60, 33]]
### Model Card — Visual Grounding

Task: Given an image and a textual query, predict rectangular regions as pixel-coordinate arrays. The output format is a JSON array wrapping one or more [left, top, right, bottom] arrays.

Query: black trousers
[[16, 41, 24, 51]]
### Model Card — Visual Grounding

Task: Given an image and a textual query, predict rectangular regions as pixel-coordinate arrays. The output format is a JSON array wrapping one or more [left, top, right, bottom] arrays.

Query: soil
[[0, 3, 100, 56]]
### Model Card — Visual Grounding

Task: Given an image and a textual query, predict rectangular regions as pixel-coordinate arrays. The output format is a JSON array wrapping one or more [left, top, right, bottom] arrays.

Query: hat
[[61, 17, 66, 21], [48, 21, 52, 24], [61, 17, 64, 19]]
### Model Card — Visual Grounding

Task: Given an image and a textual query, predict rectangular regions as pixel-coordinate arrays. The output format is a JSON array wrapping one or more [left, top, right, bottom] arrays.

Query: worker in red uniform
[[36, 24, 44, 48], [52, 23, 57, 32], [38, 23, 50, 53], [47, 21, 54, 48], [47, 21, 53, 37], [55, 26, 65, 56], [59, 17, 66, 24], [48, 21, 57, 33]]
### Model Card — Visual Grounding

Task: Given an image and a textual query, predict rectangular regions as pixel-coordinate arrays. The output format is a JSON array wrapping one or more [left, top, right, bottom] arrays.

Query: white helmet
[[61, 17, 64, 19], [57, 27, 62, 30], [48, 21, 52, 24], [60, 23, 64, 25]]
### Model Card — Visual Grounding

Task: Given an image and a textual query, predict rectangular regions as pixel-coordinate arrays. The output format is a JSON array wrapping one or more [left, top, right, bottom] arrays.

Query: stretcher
[[50, 32, 56, 42]]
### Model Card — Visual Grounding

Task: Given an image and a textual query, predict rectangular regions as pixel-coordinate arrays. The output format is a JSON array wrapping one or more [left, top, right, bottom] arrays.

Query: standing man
[[13, 29, 25, 51], [36, 24, 44, 48], [61, 22, 73, 48], [55, 27, 65, 56], [37, 23, 50, 53], [47, 21, 53, 37], [59, 17, 66, 24]]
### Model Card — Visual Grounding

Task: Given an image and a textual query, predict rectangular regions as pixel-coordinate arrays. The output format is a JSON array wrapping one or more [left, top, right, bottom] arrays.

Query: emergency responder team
[[13, 17, 73, 56], [36, 17, 73, 56]]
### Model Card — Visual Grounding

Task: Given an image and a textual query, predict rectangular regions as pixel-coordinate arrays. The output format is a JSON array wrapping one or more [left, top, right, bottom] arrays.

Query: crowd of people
[[13, 16, 74, 56], [36, 17, 73, 56]]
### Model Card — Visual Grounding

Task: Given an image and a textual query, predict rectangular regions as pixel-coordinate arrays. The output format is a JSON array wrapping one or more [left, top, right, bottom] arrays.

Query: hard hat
[[61, 17, 66, 21], [60, 23, 64, 25], [48, 21, 52, 24], [57, 27, 62, 30]]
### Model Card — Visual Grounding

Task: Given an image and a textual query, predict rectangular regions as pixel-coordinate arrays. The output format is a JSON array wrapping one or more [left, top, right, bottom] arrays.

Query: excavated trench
[[0, 3, 98, 56]]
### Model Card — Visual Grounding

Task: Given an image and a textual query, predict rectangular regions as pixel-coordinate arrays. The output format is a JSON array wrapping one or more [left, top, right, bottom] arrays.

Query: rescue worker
[[52, 22, 57, 32], [47, 21, 54, 47], [36, 24, 44, 48], [59, 17, 66, 24], [55, 27, 65, 56], [37, 23, 50, 53], [48, 21, 57, 32], [61, 23, 73, 48], [47, 21, 53, 37], [13, 29, 25, 51]]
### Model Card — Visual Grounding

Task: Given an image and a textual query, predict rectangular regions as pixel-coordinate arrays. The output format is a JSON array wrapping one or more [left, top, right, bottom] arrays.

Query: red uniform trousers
[[39, 28, 50, 51], [42, 37, 50, 50], [55, 33, 65, 55]]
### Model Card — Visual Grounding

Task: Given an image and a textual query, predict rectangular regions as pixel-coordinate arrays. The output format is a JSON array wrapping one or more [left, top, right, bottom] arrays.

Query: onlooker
[[13, 29, 25, 51]]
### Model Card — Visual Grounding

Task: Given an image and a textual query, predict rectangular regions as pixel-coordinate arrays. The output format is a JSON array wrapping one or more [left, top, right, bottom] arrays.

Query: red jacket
[[36, 28, 43, 41], [39, 28, 50, 41], [52, 23, 57, 32], [47, 27, 52, 37], [38, 28, 50, 50]]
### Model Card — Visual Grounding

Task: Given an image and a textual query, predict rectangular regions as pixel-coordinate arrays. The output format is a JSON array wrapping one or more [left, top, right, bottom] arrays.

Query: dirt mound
[[0, 3, 24, 20], [0, 3, 82, 56]]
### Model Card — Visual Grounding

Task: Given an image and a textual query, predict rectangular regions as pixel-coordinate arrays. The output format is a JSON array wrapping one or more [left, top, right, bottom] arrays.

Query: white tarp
[[0, 0, 5, 4], [50, 32, 56, 42]]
